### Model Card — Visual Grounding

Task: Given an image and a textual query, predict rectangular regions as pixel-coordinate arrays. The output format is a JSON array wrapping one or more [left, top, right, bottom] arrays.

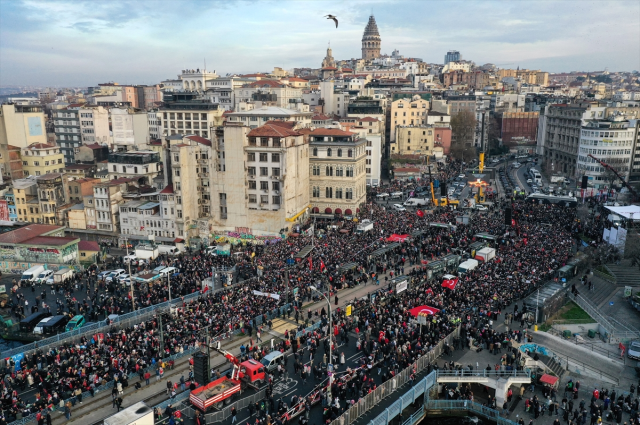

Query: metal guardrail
[[328, 326, 460, 425], [424, 400, 518, 425], [2, 291, 203, 359], [435, 370, 531, 379]]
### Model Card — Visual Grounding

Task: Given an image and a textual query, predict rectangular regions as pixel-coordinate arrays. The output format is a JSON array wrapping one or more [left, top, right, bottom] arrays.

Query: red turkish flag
[[511, 219, 516, 227], [308, 256, 313, 270], [408, 305, 440, 317], [320, 260, 326, 271], [416, 210, 424, 218], [426, 288, 433, 294], [441, 275, 459, 290]]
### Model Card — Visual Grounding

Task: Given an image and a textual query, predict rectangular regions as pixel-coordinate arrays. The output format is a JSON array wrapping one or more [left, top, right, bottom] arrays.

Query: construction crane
[[587, 154, 639, 200]]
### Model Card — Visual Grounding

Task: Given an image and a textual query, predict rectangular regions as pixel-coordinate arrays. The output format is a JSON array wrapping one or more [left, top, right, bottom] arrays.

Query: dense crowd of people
[[2, 156, 621, 425]]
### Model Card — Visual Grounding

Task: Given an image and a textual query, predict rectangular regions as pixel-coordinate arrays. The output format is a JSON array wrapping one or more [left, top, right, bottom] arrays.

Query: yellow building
[[0, 104, 48, 148], [395, 125, 435, 155], [389, 95, 430, 142], [21, 143, 65, 177], [12, 176, 39, 223], [498, 69, 549, 86]]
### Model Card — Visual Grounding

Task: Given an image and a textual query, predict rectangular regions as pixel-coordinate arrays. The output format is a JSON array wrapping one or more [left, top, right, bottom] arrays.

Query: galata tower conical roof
[[363, 15, 380, 39]]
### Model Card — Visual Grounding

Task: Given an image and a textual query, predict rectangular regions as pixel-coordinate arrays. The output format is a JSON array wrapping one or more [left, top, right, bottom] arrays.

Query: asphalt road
[[202, 325, 380, 425]]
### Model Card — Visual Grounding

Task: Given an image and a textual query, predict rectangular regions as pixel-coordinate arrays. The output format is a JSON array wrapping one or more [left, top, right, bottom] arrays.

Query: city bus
[[526, 193, 577, 208]]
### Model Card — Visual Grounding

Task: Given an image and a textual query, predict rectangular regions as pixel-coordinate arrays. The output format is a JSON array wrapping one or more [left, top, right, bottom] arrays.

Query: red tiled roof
[[0, 225, 64, 245], [308, 128, 354, 137], [245, 80, 288, 88], [21, 236, 78, 247], [160, 184, 174, 194], [287, 78, 308, 82], [342, 68, 353, 72], [248, 123, 299, 137], [148, 140, 162, 145], [240, 73, 268, 78], [312, 114, 332, 121], [7, 145, 20, 151], [83, 143, 105, 150], [78, 240, 100, 251], [322, 67, 338, 71], [26, 143, 57, 150], [358, 117, 379, 122], [265, 121, 296, 129], [185, 135, 212, 146]]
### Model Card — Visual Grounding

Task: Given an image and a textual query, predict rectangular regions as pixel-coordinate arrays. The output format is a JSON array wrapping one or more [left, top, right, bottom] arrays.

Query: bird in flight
[[325, 15, 338, 28]]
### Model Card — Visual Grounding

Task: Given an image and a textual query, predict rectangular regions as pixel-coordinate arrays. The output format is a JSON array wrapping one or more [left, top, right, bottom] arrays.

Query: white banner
[[253, 290, 281, 300], [396, 280, 408, 294], [614, 226, 627, 255]]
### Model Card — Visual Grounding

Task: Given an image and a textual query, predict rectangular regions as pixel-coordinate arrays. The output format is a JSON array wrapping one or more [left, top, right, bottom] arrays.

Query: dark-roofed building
[[0, 224, 80, 269], [65, 163, 98, 179], [76, 143, 109, 164]]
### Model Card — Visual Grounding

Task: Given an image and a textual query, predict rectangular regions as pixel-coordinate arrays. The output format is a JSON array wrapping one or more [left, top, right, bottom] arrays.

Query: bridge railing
[[435, 369, 531, 379]]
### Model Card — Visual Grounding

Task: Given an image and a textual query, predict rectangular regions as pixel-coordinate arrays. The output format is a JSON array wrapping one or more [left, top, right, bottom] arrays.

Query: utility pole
[[124, 235, 135, 312], [167, 267, 172, 302], [159, 313, 165, 356]]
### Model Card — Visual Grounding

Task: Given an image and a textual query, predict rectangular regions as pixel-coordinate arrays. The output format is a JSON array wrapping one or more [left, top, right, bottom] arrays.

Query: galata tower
[[361, 15, 381, 60]]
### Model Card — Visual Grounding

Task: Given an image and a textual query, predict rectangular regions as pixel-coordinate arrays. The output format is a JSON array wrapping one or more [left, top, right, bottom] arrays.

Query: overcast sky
[[1, 0, 639, 87]]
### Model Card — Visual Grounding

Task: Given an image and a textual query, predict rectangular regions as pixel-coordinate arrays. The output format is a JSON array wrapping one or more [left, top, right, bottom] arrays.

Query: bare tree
[[450, 110, 476, 161]]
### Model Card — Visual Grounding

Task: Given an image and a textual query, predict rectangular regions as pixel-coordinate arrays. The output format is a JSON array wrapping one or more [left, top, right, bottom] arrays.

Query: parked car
[[106, 269, 127, 282], [392, 204, 406, 212], [475, 205, 488, 211]]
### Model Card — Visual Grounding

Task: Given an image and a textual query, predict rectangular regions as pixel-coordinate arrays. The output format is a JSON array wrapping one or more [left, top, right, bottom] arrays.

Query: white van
[[376, 193, 389, 199], [35, 270, 54, 285], [159, 267, 178, 277], [390, 191, 404, 199], [158, 245, 180, 256], [21, 265, 46, 285]]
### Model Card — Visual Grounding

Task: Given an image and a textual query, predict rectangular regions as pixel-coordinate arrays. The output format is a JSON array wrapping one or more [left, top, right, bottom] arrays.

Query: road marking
[[273, 376, 298, 395]]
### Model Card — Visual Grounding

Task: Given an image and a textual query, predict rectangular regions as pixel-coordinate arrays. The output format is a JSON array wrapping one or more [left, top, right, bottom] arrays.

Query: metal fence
[[424, 400, 518, 425], [328, 326, 460, 425], [2, 291, 204, 359], [7, 299, 291, 425]]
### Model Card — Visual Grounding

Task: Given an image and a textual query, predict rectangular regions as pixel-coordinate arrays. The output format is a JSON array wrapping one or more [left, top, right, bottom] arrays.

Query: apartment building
[[0, 103, 47, 149], [577, 117, 638, 188], [0, 144, 24, 180], [164, 135, 215, 243], [226, 106, 313, 129], [394, 125, 435, 155], [13, 176, 39, 223], [147, 110, 162, 139], [21, 143, 64, 177], [309, 128, 367, 216], [52, 108, 81, 163], [209, 123, 310, 236], [68, 177, 101, 202], [111, 107, 151, 148], [233, 80, 303, 109], [160, 92, 224, 138], [79, 106, 110, 145], [389, 95, 430, 142], [94, 178, 130, 233], [36, 173, 70, 225], [108, 151, 162, 184], [539, 102, 606, 176]]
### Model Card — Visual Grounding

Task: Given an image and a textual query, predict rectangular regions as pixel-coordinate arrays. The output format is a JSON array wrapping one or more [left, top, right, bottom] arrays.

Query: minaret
[[361, 15, 381, 60]]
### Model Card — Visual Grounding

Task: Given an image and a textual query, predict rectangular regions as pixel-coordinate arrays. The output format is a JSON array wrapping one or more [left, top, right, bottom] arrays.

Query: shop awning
[[539, 374, 558, 386]]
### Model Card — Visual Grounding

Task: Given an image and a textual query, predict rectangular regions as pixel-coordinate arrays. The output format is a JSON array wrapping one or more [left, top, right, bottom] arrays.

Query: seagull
[[325, 15, 338, 28]]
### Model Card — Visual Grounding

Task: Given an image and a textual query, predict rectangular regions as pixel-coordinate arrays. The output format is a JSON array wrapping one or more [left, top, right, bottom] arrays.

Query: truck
[[356, 219, 374, 233], [190, 346, 267, 411], [104, 401, 154, 425], [550, 175, 565, 183], [157, 245, 181, 256], [404, 198, 428, 207], [135, 244, 159, 260], [475, 247, 496, 262], [20, 265, 45, 286], [458, 259, 479, 275], [53, 268, 74, 284]]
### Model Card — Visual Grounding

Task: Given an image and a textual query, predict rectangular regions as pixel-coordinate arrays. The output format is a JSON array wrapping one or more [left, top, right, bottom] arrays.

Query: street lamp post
[[309, 285, 332, 401], [123, 235, 135, 312]]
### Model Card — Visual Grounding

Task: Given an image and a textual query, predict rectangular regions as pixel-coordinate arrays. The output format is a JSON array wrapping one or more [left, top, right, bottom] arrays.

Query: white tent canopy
[[604, 205, 640, 220]]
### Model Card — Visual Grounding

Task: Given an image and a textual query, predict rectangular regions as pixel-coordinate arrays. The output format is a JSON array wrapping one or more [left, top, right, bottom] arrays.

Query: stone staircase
[[580, 277, 618, 308], [606, 260, 640, 287], [538, 354, 567, 379]]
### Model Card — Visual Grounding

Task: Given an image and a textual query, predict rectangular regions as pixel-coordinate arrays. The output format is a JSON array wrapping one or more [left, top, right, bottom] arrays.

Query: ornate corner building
[[361, 15, 381, 60]]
